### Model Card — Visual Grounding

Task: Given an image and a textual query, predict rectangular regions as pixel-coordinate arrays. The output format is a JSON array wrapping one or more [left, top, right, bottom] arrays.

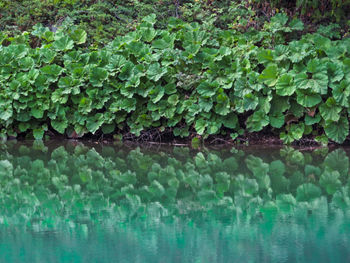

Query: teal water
[[1, 141, 350, 262]]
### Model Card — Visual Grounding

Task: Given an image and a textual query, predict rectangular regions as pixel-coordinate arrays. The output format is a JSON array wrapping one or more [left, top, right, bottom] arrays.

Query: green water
[[1, 141, 350, 262]]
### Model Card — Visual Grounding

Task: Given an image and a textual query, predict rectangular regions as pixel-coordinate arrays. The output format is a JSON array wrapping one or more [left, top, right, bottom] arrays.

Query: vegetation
[[1, 0, 349, 46], [1, 0, 350, 144], [0, 142, 349, 228], [0, 13, 349, 144]]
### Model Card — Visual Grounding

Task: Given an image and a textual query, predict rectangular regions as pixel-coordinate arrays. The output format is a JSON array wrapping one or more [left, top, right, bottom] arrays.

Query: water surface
[[0, 141, 350, 262]]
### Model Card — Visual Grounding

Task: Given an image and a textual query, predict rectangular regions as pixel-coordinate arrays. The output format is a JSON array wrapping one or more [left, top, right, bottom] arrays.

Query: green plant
[[0, 14, 350, 144]]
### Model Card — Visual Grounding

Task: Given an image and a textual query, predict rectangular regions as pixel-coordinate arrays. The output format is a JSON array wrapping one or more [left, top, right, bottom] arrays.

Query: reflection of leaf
[[320, 170, 341, 195], [246, 155, 269, 177], [198, 189, 217, 204], [269, 160, 285, 176], [296, 183, 321, 202], [233, 175, 259, 197], [276, 194, 296, 212], [332, 188, 350, 209], [324, 149, 349, 176]]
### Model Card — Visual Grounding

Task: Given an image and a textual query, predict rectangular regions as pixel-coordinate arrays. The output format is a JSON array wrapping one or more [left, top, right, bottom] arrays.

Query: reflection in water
[[0, 142, 350, 262]]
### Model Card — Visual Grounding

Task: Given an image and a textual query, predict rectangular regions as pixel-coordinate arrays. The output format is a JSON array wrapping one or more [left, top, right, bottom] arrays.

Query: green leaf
[[195, 119, 207, 135], [101, 123, 116, 134], [58, 76, 80, 90], [289, 18, 304, 31], [257, 49, 274, 64], [197, 82, 216, 97], [296, 90, 322, 107], [324, 116, 349, 143], [246, 111, 269, 132], [280, 131, 294, 144], [51, 119, 68, 134], [19, 123, 30, 132], [33, 128, 44, 140], [327, 61, 344, 84], [39, 48, 57, 64], [52, 88, 68, 104], [53, 35, 74, 51], [147, 63, 167, 81], [269, 112, 284, 128], [305, 114, 321, 125], [289, 123, 305, 140], [69, 29, 87, 44], [142, 14, 157, 25], [119, 98, 137, 113], [0, 103, 12, 121], [315, 134, 328, 145], [18, 57, 34, 71], [243, 93, 259, 111], [89, 67, 108, 87], [222, 113, 238, 129], [149, 85, 165, 103], [332, 80, 350, 107], [319, 97, 342, 121], [31, 108, 44, 119], [167, 94, 179, 106], [295, 59, 328, 94], [86, 113, 104, 134], [207, 121, 221, 134], [276, 74, 295, 96], [40, 64, 64, 82], [215, 93, 230, 116], [258, 64, 278, 87], [141, 28, 157, 42]]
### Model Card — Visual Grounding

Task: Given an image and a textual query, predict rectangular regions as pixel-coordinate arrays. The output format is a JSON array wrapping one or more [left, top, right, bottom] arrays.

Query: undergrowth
[[0, 14, 349, 144]]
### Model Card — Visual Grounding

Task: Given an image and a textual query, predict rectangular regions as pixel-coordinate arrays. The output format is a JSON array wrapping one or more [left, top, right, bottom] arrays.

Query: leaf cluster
[[1, 14, 350, 143]]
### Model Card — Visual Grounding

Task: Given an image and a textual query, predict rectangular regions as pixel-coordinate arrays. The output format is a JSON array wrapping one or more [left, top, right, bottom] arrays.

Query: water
[[1, 141, 350, 262]]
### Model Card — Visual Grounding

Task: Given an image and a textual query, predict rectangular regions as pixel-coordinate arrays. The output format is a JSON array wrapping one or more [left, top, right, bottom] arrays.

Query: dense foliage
[[0, 14, 350, 143], [0, 142, 349, 229], [0, 0, 180, 45], [252, 0, 350, 24], [1, 0, 349, 46]]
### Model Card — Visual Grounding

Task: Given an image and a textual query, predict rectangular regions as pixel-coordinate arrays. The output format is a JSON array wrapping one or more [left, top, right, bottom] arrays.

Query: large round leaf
[[53, 36, 74, 51], [324, 116, 349, 143], [276, 74, 295, 96], [296, 90, 321, 107]]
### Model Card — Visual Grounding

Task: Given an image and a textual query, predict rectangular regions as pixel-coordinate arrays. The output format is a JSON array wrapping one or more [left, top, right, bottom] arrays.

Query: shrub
[[0, 14, 350, 144]]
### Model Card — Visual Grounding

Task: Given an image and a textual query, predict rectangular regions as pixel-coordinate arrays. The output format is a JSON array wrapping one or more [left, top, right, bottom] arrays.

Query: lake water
[[1, 141, 350, 262]]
